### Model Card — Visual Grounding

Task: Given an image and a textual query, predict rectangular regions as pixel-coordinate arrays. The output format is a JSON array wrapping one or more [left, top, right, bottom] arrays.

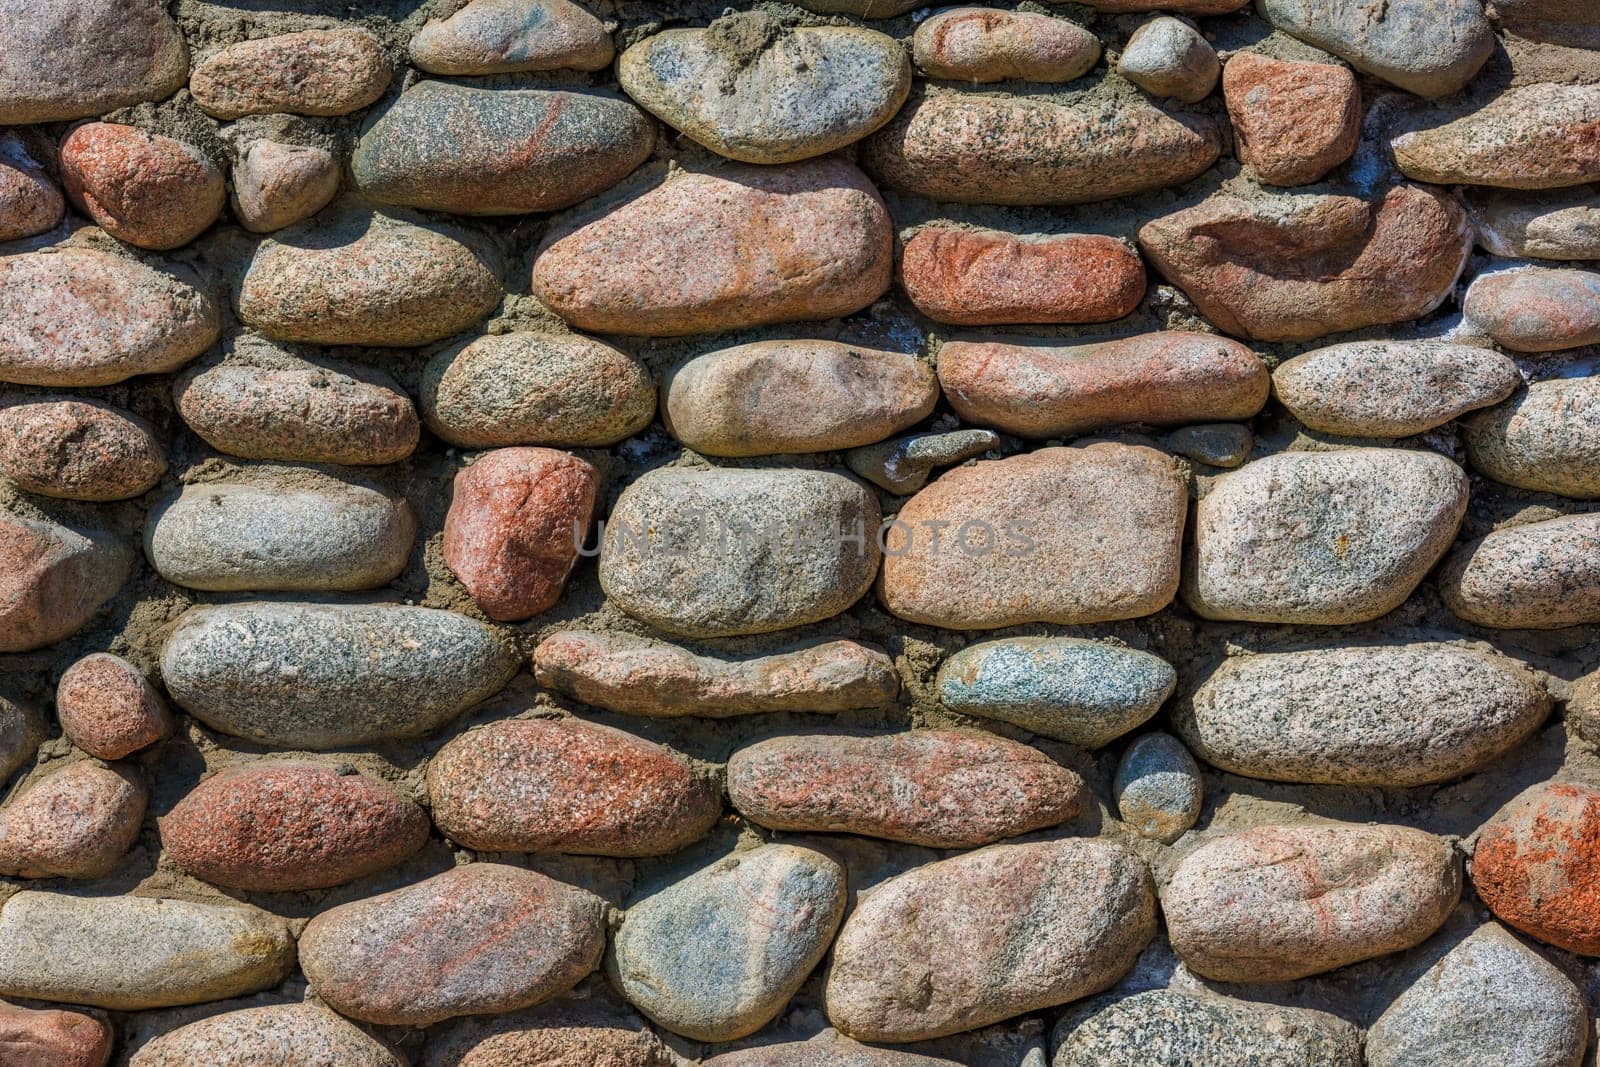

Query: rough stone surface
[[0, 0, 188, 123], [1054, 990, 1362, 1066], [1118, 17, 1219, 103], [704, 1039, 963, 1066], [1183, 448, 1469, 624], [1472, 782, 1600, 954], [230, 140, 340, 234], [60, 124, 224, 251], [1113, 732, 1202, 844], [1393, 85, 1600, 188], [160, 602, 518, 748], [1464, 268, 1600, 352], [1257, 0, 1493, 97], [0, 762, 146, 880], [129, 1003, 405, 1066], [428, 717, 721, 855], [299, 863, 606, 1026], [0, 133, 64, 242], [1223, 52, 1360, 186], [0, 398, 166, 501], [1163, 423, 1251, 467], [1462, 378, 1600, 498], [1470, 185, 1600, 259], [191, 29, 389, 118], [420, 1000, 676, 1067], [1441, 513, 1600, 628], [610, 845, 846, 1040], [913, 9, 1101, 84], [0, 512, 132, 653], [0, 696, 44, 787], [1163, 824, 1461, 982], [727, 730, 1086, 847], [846, 429, 999, 494], [56, 653, 172, 760], [410, 0, 615, 74], [0, 1003, 111, 1067]]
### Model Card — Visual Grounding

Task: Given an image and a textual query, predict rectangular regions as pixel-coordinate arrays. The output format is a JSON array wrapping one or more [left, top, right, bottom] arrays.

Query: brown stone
[[129, 1003, 403, 1067], [410, 0, 617, 75], [1469, 185, 1600, 260], [230, 141, 340, 234], [428, 718, 721, 856], [420, 1001, 675, 1067], [1118, 17, 1219, 103], [190, 29, 391, 118], [727, 729, 1086, 847], [0, 398, 165, 501], [1473, 782, 1600, 954], [0, 1003, 110, 1067], [0, 513, 131, 653], [1441, 513, 1600, 628], [899, 228, 1145, 325], [1464, 267, 1600, 352], [1079, 0, 1246, 9], [937, 333, 1268, 437], [56, 653, 172, 760], [1223, 52, 1360, 186], [913, 9, 1101, 83], [1392, 84, 1600, 189], [0, 762, 145, 880], [0, 133, 64, 241], [0, 696, 45, 787], [1138, 185, 1472, 342], [0, 0, 188, 124], [442, 447, 598, 622], [59, 124, 223, 250]]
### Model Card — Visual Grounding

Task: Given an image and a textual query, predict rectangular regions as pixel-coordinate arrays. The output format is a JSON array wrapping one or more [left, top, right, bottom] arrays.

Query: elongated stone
[[705, 1039, 963, 1066], [0, 762, 146, 879], [130, 1004, 405, 1067], [1258, 0, 1492, 97], [353, 81, 653, 215], [1464, 268, 1600, 352], [410, 0, 616, 75], [160, 603, 517, 749], [1472, 782, 1600, 953], [1462, 378, 1600, 498], [190, 28, 390, 119], [846, 429, 999, 494], [1441, 513, 1600, 628], [914, 9, 1101, 84], [420, 1000, 676, 1067], [1393, 85, 1600, 188], [0, 512, 132, 653], [0, 397, 166, 501], [1055, 990, 1361, 1067], [1469, 186, 1600, 259], [0, 0, 188, 124], [727, 730, 1085, 847]]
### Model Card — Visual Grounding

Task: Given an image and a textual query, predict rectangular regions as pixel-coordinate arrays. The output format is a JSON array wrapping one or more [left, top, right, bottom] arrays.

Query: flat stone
[[1114, 733, 1202, 843], [532, 158, 892, 336], [410, 0, 615, 75], [1258, 0, 1492, 97], [1272, 341, 1519, 437], [60, 125, 223, 250], [1223, 52, 1359, 186], [1178, 645, 1551, 786], [146, 475, 414, 592], [533, 630, 898, 717], [727, 729, 1085, 847], [1183, 448, 1469, 624], [0, 694, 44, 785], [1464, 267, 1600, 351], [610, 844, 846, 1041], [705, 1038, 963, 1066], [914, 9, 1101, 84], [1470, 185, 1600, 259], [846, 429, 999, 494], [938, 333, 1268, 438], [1366, 922, 1588, 1067], [56, 653, 172, 760], [1137, 185, 1472, 342], [237, 208, 502, 347], [231, 141, 340, 234], [299, 863, 606, 1026], [663, 340, 937, 456], [1473, 782, 1600, 953], [1164, 824, 1460, 982], [1054, 990, 1361, 1066], [899, 228, 1144, 325], [1462, 378, 1600, 498], [599, 467, 881, 638], [0, 397, 165, 501], [160, 602, 517, 749], [0, 248, 220, 386], [0, 762, 145, 880], [0, 892, 294, 1010], [428, 717, 721, 855], [174, 356, 420, 466], [129, 1003, 405, 1067], [879, 444, 1187, 629], [937, 637, 1175, 746], [0, 0, 188, 123], [0, 512, 132, 653], [1441, 513, 1600, 628], [422, 333, 655, 448], [443, 447, 597, 621], [1393, 85, 1600, 188], [1163, 422, 1251, 467], [861, 89, 1220, 206], [353, 81, 652, 215], [420, 1000, 675, 1067], [1118, 17, 1219, 103], [825, 840, 1156, 1042], [160, 762, 428, 892], [0, 133, 64, 241], [620, 15, 907, 164], [0, 1002, 110, 1067], [191, 29, 390, 119]]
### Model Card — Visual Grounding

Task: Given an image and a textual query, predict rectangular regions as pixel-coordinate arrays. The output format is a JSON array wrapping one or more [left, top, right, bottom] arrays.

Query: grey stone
[[1054, 990, 1360, 1066], [410, 0, 616, 75], [618, 14, 910, 164], [419, 998, 676, 1067], [159, 602, 518, 748], [599, 467, 882, 637], [1113, 732, 1202, 844], [846, 429, 999, 494], [1178, 645, 1552, 786], [610, 844, 846, 1041], [1463, 378, 1600, 498], [1273, 342, 1520, 437], [0, 892, 294, 1010], [129, 1003, 405, 1067], [1183, 448, 1468, 624], [0, 0, 188, 123], [1470, 186, 1600, 259], [1441, 513, 1600, 628], [936, 637, 1176, 747], [1161, 423, 1251, 467], [145, 475, 414, 592], [230, 140, 340, 234], [0, 694, 43, 785], [1366, 923, 1588, 1067], [1257, 0, 1493, 98], [1118, 17, 1220, 103]]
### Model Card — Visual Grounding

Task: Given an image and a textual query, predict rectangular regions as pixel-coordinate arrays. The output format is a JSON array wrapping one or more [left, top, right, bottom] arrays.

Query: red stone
[[1223, 53, 1360, 186], [0, 398, 165, 501], [56, 653, 172, 759], [1473, 781, 1600, 954], [0, 1003, 110, 1067], [59, 124, 224, 250], [0, 513, 130, 653]]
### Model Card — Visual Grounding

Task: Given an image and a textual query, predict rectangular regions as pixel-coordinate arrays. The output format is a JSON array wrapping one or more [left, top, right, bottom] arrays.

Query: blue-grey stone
[[1114, 732, 1202, 844], [1257, 0, 1493, 98]]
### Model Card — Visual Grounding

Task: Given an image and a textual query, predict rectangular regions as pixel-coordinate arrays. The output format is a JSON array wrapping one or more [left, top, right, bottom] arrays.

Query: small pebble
[[846, 429, 999, 494], [1118, 17, 1219, 103], [230, 140, 340, 234], [1160, 423, 1250, 467], [56, 653, 172, 760], [1113, 732, 1202, 843]]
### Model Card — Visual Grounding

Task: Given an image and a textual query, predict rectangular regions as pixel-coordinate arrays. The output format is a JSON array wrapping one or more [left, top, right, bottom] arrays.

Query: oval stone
[[1055, 990, 1361, 1067], [599, 467, 882, 638], [1178, 645, 1551, 787], [428, 717, 721, 855], [1393, 84, 1600, 189], [1464, 268, 1600, 352], [57, 652, 172, 760], [1183, 448, 1469, 624], [846, 428, 1000, 494], [146, 476, 414, 592], [825, 840, 1156, 1042], [190, 29, 391, 119], [60, 124, 224, 250], [0, 512, 132, 653], [420, 1001, 676, 1067], [1463, 378, 1600, 498], [410, 0, 616, 75], [619, 15, 908, 165], [914, 9, 1100, 83], [353, 81, 653, 215], [610, 844, 846, 1041], [727, 730, 1085, 847], [231, 140, 340, 234], [0, 248, 220, 386], [0, 133, 64, 242], [1472, 782, 1600, 954], [1113, 732, 1203, 844], [160, 762, 429, 892], [1118, 17, 1220, 103], [1258, 0, 1492, 97], [0, 762, 145, 880], [299, 863, 606, 1026], [0, 397, 165, 501], [937, 334, 1268, 438], [422, 333, 655, 448], [1470, 186, 1600, 260], [532, 158, 892, 336], [1441, 513, 1600, 628], [160, 602, 518, 749], [0, 1003, 110, 1067], [663, 341, 937, 456], [0, 0, 188, 124], [130, 1004, 405, 1067], [1163, 824, 1461, 982], [936, 638, 1176, 746], [705, 1040, 963, 1066]]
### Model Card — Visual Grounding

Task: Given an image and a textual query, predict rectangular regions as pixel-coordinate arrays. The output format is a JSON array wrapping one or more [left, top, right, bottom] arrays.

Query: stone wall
[[0, 0, 1598, 1063]]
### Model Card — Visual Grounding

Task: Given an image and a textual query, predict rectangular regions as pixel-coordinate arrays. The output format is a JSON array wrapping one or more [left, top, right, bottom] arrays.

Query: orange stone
[[59, 124, 223, 249], [0, 1002, 110, 1067], [1473, 781, 1600, 954], [1223, 53, 1361, 187]]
